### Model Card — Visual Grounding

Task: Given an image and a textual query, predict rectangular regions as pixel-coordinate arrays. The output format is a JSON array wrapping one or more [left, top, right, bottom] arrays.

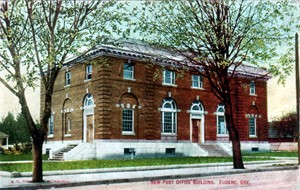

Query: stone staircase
[[198, 144, 231, 157], [49, 144, 78, 161]]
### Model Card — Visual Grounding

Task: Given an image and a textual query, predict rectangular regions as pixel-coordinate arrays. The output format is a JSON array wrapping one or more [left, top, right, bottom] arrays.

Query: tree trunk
[[231, 132, 244, 169], [32, 138, 44, 182], [224, 91, 245, 169]]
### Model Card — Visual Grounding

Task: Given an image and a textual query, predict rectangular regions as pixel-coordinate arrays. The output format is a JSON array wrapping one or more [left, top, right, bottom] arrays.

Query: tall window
[[216, 104, 228, 136], [123, 60, 134, 79], [161, 98, 177, 134], [48, 114, 54, 136], [86, 64, 92, 80], [191, 74, 203, 89], [163, 70, 175, 85], [122, 109, 134, 133], [250, 80, 255, 95], [65, 71, 71, 86], [249, 116, 256, 137], [65, 114, 71, 135]]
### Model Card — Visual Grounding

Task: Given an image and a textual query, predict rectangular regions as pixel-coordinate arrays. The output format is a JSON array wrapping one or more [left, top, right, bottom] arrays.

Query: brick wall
[[46, 55, 269, 143]]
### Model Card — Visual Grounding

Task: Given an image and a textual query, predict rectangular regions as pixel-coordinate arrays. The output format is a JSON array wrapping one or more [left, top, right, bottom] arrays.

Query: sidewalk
[[0, 158, 298, 189]]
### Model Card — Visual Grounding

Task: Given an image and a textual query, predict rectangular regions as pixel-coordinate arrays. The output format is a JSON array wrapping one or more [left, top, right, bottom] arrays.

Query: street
[[53, 169, 300, 190]]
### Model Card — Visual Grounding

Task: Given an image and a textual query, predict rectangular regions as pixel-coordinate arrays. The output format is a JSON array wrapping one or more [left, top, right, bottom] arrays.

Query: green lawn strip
[[243, 151, 297, 157], [0, 154, 48, 161], [0, 156, 272, 173]]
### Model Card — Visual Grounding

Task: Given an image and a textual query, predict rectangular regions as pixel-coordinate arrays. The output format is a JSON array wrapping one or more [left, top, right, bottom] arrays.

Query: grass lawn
[[0, 156, 273, 173], [0, 153, 48, 162], [243, 151, 298, 157]]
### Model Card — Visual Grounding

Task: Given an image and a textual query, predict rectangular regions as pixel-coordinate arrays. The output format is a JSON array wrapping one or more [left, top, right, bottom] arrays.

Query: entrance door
[[192, 119, 201, 143], [86, 115, 94, 143]]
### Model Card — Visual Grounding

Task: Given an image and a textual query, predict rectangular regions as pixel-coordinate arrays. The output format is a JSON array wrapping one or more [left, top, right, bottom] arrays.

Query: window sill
[[64, 134, 72, 137], [191, 87, 204, 90], [249, 135, 257, 138], [217, 134, 229, 137], [161, 133, 177, 136], [47, 135, 54, 138], [64, 85, 71, 88], [250, 94, 257, 96], [162, 83, 177, 87], [84, 79, 92, 83], [123, 78, 136, 81], [122, 132, 135, 136]]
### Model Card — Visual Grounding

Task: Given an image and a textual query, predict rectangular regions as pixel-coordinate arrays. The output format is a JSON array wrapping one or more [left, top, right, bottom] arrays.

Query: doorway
[[86, 115, 94, 143], [192, 119, 201, 143]]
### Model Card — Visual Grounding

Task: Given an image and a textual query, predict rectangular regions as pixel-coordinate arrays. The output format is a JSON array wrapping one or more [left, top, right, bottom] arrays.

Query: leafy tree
[[270, 112, 297, 140], [0, 112, 31, 149], [132, 0, 298, 168], [0, 0, 127, 182]]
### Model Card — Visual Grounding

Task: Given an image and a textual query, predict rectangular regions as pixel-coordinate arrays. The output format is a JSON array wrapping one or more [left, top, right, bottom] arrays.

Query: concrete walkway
[[0, 158, 298, 189]]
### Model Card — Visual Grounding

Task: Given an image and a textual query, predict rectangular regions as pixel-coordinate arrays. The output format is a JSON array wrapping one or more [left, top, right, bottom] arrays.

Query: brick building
[[43, 42, 271, 160]]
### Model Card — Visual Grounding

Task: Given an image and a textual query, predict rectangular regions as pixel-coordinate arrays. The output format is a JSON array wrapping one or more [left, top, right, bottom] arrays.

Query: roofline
[[64, 43, 271, 80]]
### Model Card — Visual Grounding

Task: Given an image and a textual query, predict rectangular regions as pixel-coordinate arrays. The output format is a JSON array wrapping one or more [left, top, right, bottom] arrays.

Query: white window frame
[[191, 74, 203, 89], [86, 64, 92, 80], [161, 99, 177, 135], [84, 94, 94, 107], [216, 105, 228, 136], [123, 60, 134, 80], [163, 69, 176, 86], [250, 80, 256, 95], [65, 71, 71, 86], [249, 116, 257, 137], [122, 109, 134, 134]]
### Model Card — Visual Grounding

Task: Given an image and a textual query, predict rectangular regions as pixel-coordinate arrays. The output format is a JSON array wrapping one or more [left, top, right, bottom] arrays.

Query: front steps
[[198, 144, 231, 157], [49, 144, 78, 161]]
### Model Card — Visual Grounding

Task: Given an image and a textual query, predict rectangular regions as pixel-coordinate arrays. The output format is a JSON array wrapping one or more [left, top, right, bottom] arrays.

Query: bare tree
[[0, 0, 127, 182]]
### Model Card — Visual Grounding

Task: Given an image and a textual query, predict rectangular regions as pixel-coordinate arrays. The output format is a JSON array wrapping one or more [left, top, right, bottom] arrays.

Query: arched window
[[216, 104, 228, 136], [62, 99, 72, 136], [84, 94, 94, 107], [248, 106, 258, 137], [119, 93, 138, 135], [161, 98, 177, 134], [190, 101, 204, 119]]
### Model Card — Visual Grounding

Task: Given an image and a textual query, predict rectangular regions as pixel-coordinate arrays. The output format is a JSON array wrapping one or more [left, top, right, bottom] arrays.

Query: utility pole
[[295, 33, 300, 165]]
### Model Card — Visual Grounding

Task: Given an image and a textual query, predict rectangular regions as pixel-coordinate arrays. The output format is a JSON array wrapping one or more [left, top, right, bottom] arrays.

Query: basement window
[[251, 147, 259, 152], [165, 148, 175, 155], [124, 148, 135, 156]]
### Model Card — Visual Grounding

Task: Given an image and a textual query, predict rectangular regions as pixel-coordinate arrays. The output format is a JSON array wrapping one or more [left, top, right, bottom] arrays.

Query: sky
[[0, 82, 40, 120], [268, 68, 296, 120]]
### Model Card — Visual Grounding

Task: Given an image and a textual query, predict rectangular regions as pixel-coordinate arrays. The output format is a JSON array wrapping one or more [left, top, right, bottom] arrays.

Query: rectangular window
[[250, 80, 256, 95], [65, 71, 71, 86], [249, 117, 256, 137], [191, 74, 203, 88], [163, 70, 175, 85], [217, 115, 228, 135], [122, 109, 134, 133], [48, 115, 54, 136], [162, 112, 176, 134], [123, 61, 134, 80], [124, 148, 135, 155], [218, 115, 225, 134], [86, 64, 92, 80], [64, 114, 71, 136], [165, 148, 176, 155]]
